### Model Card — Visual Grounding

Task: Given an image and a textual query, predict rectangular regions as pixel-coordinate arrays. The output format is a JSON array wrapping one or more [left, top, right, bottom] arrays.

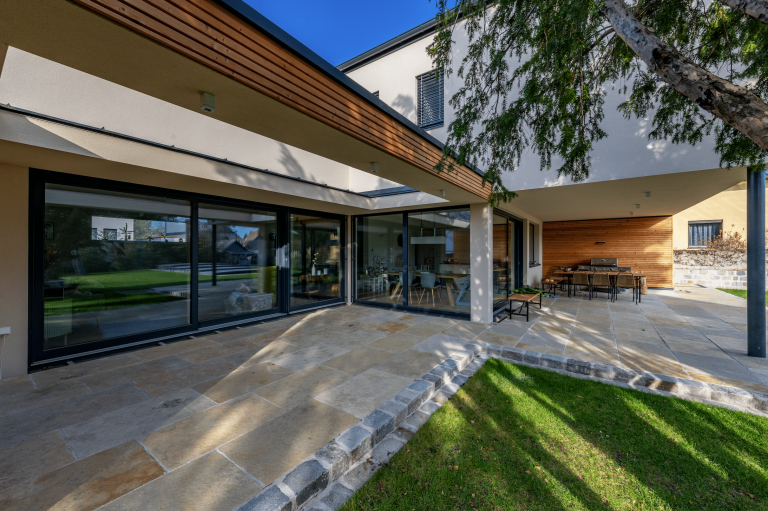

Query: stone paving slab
[[98, 451, 261, 511], [143, 393, 284, 470], [0, 441, 163, 511]]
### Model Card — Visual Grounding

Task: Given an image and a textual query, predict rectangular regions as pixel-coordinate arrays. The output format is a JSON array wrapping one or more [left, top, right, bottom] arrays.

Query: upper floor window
[[417, 70, 444, 129], [688, 221, 722, 248]]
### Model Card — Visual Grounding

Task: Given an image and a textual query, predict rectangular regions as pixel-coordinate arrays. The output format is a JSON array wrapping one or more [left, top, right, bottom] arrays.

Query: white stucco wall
[[344, 19, 724, 193]]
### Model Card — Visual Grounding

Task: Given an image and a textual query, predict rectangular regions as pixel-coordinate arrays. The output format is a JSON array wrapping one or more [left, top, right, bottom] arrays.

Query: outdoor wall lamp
[[370, 162, 379, 173], [200, 92, 215, 113]]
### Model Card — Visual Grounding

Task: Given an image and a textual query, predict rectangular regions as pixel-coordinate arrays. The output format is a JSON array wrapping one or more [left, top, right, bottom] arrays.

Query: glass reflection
[[43, 184, 191, 349], [198, 204, 278, 322], [493, 214, 510, 305], [290, 214, 341, 307]]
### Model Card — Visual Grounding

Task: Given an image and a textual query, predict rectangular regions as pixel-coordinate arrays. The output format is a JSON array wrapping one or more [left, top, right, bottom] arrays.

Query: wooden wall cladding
[[71, 0, 490, 199], [542, 217, 673, 288]]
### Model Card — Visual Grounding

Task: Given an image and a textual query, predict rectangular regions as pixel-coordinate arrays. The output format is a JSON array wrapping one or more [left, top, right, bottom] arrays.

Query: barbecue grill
[[576, 258, 631, 272]]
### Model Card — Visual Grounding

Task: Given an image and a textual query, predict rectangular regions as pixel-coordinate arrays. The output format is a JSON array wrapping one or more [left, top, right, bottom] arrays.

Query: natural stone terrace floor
[[0, 285, 766, 510]]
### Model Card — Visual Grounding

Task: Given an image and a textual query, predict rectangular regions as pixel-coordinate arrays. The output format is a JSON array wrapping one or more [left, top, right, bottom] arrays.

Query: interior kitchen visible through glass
[[407, 209, 471, 313], [198, 204, 278, 322], [43, 184, 191, 349], [355, 214, 404, 305]]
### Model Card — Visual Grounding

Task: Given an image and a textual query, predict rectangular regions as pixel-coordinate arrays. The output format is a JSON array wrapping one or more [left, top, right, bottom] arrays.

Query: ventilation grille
[[417, 70, 444, 129]]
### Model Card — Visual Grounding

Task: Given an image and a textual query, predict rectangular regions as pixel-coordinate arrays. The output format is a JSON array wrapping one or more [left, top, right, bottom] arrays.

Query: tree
[[428, 0, 768, 205]]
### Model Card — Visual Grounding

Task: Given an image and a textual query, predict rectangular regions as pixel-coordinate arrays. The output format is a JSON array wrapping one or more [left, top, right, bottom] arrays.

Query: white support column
[[470, 203, 493, 324]]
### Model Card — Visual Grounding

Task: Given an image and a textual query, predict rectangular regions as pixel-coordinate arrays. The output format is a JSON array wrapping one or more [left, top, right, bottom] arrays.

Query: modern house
[[0, 0, 758, 379]]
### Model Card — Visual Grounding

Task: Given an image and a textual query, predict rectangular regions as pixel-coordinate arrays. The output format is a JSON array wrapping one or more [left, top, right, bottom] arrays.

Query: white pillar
[[470, 203, 493, 324]]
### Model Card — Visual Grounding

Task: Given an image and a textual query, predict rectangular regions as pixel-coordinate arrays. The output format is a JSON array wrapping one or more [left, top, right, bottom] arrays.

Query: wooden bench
[[507, 292, 542, 321]]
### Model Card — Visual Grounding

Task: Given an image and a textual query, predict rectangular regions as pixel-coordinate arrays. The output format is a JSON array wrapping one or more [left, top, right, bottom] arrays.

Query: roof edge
[[213, 1, 452, 161], [336, 17, 439, 73]]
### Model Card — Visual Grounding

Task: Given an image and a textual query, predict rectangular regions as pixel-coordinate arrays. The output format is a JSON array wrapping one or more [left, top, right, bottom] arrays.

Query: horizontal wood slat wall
[[71, 0, 490, 199], [542, 217, 673, 288]]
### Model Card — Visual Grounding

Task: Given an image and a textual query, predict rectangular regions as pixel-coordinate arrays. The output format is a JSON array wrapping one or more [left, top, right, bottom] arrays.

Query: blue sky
[[242, 0, 437, 66]]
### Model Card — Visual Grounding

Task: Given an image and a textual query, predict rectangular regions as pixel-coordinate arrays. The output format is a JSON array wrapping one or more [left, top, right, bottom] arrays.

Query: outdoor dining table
[[553, 270, 646, 302]]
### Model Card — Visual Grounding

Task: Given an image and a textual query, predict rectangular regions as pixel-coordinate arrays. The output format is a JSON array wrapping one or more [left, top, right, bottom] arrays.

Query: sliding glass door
[[41, 183, 192, 350], [198, 204, 279, 323], [290, 214, 342, 309], [31, 171, 346, 365], [354, 214, 404, 306]]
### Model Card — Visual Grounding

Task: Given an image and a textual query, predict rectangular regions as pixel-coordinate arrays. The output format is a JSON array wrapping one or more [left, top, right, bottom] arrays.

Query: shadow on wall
[[277, 142, 313, 182], [391, 94, 416, 122]]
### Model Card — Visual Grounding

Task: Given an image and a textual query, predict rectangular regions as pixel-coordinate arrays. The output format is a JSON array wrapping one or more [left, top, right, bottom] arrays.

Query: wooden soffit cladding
[[542, 216, 673, 288], [69, 0, 489, 200]]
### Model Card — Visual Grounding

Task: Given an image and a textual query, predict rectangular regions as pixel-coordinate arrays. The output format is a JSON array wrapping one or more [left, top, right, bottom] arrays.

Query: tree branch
[[716, 0, 768, 24], [602, 0, 768, 151]]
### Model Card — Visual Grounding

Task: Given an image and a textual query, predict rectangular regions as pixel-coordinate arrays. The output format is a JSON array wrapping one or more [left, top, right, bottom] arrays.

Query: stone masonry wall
[[673, 266, 753, 290]]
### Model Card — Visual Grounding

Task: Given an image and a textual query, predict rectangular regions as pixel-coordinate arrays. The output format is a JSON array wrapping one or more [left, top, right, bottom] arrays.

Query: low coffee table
[[507, 292, 542, 322]]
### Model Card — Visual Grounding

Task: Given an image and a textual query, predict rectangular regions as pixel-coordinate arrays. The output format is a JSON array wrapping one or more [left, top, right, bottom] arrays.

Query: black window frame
[[29, 169, 346, 367], [352, 205, 523, 319], [688, 220, 723, 248], [416, 69, 444, 130]]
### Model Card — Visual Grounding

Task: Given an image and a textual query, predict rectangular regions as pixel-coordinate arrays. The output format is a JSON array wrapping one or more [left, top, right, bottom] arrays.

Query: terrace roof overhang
[[0, 0, 488, 204]]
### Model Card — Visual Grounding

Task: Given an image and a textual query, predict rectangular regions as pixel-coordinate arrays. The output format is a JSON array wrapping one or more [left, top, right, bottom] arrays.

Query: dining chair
[[571, 271, 591, 299], [591, 273, 612, 300], [418, 272, 442, 306], [394, 271, 417, 303], [616, 273, 636, 303]]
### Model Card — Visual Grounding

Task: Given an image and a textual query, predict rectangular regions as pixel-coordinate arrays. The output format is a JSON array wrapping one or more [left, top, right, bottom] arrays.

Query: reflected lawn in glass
[[343, 359, 768, 510], [59, 269, 257, 293]]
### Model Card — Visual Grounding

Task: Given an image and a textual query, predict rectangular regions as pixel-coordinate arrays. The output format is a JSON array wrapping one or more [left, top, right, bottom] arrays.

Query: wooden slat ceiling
[[70, 0, 490, 200]]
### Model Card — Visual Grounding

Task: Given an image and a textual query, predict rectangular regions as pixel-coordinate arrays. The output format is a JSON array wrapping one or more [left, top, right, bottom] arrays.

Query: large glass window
[[407, 209, 471, 313], [43, 184, 191, 349], [290, 214, 342, 307], [198, 204, 278, 322], [493, 214, 510, 305], [355, 214, 404, 305]]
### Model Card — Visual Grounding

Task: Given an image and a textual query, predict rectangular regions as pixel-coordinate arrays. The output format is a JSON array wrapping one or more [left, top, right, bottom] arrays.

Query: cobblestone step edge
[[236, 340, 768, 511]]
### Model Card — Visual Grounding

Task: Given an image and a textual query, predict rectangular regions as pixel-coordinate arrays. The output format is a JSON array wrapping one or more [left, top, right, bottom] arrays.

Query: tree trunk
[[602, 0, 768, 152], [717, 0, 768, 24]]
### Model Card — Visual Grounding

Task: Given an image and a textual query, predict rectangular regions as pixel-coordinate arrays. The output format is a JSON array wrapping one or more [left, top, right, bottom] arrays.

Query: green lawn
[[343, 359, 768, 511], [717, 288, 768, 305]]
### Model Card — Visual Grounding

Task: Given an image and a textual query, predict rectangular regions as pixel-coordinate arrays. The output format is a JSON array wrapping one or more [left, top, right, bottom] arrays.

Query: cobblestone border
[[236, 340, 768, 511]]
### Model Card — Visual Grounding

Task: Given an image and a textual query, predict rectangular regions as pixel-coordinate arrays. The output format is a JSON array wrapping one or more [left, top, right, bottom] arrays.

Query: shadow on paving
[[342, 358, 768, 511]]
